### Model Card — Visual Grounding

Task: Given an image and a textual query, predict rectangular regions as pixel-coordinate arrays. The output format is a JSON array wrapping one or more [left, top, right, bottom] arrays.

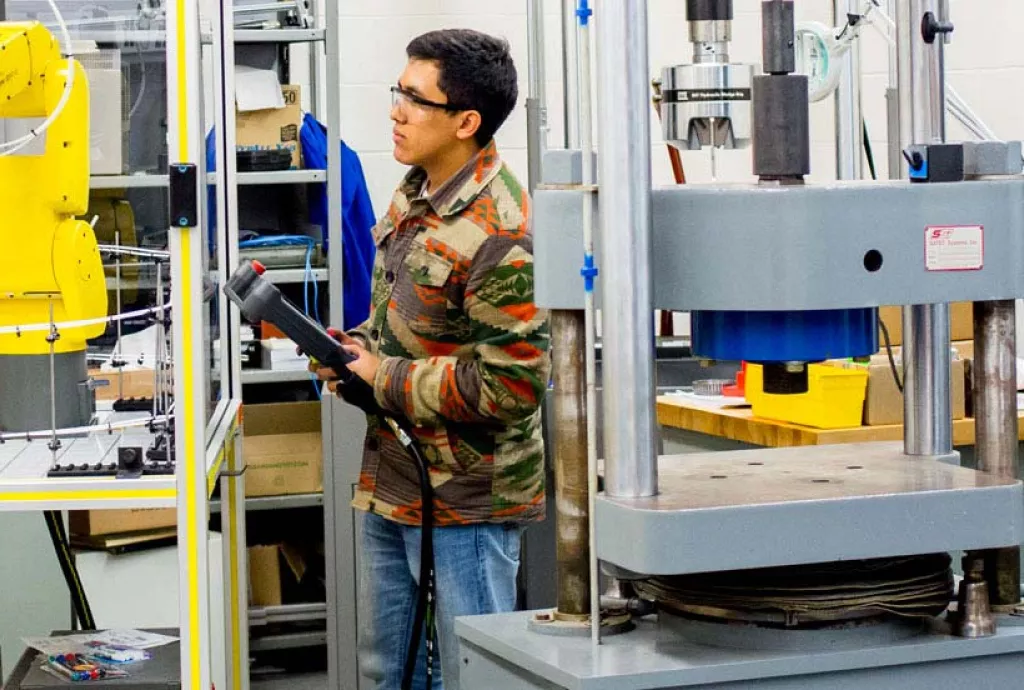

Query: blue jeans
[[357, 511, 523, 690]]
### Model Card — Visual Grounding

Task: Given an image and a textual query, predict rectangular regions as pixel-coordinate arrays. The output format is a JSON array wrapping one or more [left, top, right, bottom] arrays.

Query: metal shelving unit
[[89, 170, 325, 189], [240, 368, 311, 384], [211, 492, 323, 513], [218, 3, 341, 664], [234, 28, 324, 43], [249, 630, 327, 652], [263, 267, 328, 284]]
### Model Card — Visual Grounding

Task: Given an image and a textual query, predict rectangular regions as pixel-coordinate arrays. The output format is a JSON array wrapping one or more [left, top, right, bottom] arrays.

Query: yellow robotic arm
[[0, 21, 107, 356], [0, 22, 109, 431]]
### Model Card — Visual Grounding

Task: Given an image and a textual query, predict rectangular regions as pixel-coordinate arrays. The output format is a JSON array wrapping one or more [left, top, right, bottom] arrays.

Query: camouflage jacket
[[349, 141, 551, 526]]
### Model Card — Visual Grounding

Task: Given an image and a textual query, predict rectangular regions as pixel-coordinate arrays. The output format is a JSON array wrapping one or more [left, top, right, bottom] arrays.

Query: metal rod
[[834, 0, 863, 181], [896, 0, 952, 457], [596, 0, 658, 498], [115, 230, 124, 401], [551, 310, 590, 618], [526, 0, 547, 193], [47, 301, 59, 465], [886, 0, 901, 178], [973, 300, 1020, 605], [153, 264, 163, 419], [575, 0, 600, 647]]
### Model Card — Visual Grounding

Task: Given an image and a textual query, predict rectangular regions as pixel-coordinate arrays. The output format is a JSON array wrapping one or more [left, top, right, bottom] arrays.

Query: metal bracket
[[219, 465, 247, 479]]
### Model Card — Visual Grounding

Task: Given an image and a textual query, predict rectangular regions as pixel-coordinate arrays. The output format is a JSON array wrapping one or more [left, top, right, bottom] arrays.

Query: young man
[[315, 29, 550, 689]]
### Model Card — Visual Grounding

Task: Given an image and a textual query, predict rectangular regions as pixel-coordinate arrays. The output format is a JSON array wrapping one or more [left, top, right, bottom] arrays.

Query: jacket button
[[370, 328, 380, 340], [385, 270, 395, 283], [367, 438, 379, 451]]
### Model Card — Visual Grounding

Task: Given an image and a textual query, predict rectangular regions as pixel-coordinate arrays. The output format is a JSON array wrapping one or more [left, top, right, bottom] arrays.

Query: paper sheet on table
[[22, 634, 96, 655], [663, 390, 751, 410], [23, 630, 178, 655], [89, 629, 178, 649], [235, 65, 286, 112]]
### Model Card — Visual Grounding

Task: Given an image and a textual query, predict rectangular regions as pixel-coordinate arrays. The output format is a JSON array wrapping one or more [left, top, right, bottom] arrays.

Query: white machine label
[[925, 225, 984, 271]]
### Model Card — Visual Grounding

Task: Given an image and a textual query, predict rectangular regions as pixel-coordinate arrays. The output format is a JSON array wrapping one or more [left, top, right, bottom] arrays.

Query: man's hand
[[335, 338, 380, 389], [304, 330, 380, 394]]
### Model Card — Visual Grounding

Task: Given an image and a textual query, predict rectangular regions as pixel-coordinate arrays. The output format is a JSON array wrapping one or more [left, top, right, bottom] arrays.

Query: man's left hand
[[326, 339, 380, 393]]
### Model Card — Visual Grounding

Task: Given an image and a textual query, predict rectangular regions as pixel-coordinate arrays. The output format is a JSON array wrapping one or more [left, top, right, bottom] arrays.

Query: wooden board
[[657, 396, 1024, 448]]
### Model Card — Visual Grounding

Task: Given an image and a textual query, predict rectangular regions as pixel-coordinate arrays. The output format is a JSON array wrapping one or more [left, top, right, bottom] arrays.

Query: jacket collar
[[374, 141, 502, 246]]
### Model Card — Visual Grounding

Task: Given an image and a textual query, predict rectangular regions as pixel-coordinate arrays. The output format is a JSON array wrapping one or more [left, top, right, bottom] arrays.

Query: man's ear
[[455, 110, 483, 142]]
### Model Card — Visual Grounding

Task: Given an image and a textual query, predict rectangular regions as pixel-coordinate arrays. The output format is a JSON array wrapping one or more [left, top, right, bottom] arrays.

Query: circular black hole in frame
[[864, 250, 883, 272]]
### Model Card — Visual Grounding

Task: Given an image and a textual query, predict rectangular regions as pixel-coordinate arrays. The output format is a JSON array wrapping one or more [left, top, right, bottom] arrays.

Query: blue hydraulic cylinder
[[691, 308, 879, 362]]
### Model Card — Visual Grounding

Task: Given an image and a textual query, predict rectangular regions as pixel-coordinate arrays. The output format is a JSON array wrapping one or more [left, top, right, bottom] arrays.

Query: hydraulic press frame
[[456, 1, 1024, 688]]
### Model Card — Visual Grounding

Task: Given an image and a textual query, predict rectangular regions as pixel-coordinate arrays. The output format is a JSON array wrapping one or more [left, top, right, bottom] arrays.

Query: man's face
[[391, 59, 465, 168]]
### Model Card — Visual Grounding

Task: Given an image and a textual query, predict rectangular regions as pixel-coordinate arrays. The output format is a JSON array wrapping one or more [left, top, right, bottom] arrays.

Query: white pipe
[[0, 303, 171, 336], [575, 0, 600, 648], [0, 407, 174, 443]]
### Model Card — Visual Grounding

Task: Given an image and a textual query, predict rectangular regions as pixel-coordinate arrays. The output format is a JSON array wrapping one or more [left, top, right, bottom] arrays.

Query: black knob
[[903, 149, 924, 172], [921, 11, 953, 44]]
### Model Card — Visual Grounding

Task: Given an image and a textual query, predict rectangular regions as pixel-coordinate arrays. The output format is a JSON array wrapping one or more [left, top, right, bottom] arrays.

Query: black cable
[[335, 377, 435, 690], [879, 317, 904, 394], [394, 421, 436, 690], [862, 120, 877, 181], [44, 510, 96, 630]]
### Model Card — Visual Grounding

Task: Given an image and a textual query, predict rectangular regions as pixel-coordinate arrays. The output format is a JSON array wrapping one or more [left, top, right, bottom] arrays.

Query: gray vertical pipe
[[896, 0, 952, 457], [597, 1, 658, 498], [973, 300, 1020, 605], [886, 0, 901, 179], [526, 0, 547, 194], [834, 0, 863, 181], [561, 0, 581, 149]]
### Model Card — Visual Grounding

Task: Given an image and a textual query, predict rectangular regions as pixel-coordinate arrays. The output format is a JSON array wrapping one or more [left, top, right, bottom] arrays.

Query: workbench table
[[657, 395, 1024, 449]]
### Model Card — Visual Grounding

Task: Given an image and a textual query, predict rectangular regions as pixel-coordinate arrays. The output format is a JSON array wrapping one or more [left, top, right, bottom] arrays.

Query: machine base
[[0, 352, 93, 432], [457, 611, 1024, 689]]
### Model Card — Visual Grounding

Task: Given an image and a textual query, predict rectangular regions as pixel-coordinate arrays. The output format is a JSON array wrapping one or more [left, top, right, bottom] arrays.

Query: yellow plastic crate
[[746, 363, 868, 429]]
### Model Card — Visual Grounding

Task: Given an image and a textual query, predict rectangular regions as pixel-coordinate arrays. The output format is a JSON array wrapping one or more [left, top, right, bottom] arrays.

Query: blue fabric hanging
[[205, 116, 376, 330], [300, 113, 377, 331]]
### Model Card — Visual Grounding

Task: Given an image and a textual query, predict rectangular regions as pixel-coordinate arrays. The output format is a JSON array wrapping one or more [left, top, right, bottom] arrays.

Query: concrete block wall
[[339, 1, 1024, 213], [337, 1, 1024, 338]]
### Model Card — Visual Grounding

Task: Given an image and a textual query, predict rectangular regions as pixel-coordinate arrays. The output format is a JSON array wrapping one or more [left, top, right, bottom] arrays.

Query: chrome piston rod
[[896, 0, 952, 458]]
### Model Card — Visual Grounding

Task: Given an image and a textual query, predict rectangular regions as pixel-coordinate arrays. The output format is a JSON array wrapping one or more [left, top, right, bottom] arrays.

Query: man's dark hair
[[407, 29, 518, 147]]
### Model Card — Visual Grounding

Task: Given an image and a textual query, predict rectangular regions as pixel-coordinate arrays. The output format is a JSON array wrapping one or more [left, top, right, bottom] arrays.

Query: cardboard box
[[879, 302, 974, 346], [236, 84, 302, 170], [243, 402, 322, 497], [69, 508, 177, 537], [248, 543, 309, 607], [859, 350, 966, 426], [89, 368, 155, 401]]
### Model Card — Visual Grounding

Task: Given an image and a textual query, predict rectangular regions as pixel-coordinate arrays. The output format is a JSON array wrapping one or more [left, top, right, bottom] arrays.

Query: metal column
[[596, 0, 658, 499], [549, 311, 590, 617], [896, 0, 952, 458], [973, 299, 1021, 605], [834, 0, 863, 181]]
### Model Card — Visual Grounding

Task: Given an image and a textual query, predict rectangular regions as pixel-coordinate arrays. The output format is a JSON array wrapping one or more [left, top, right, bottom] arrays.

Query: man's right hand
[[306, 329, 365, 382]]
